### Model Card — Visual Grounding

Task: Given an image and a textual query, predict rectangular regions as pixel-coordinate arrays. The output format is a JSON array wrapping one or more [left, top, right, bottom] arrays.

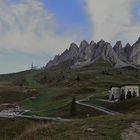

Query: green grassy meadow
[[0, 114, 139, 140], [0, 60, 140, 139]]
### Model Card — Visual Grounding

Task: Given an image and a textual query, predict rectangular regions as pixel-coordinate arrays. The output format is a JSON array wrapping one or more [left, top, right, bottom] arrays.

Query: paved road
[[76, 98, 122, 115], [19, 115, 71, 122], [96, 99, 117, 103], [0, 113, 71, 122]]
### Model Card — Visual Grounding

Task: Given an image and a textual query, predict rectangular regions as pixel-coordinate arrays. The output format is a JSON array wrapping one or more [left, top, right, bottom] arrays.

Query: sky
[[0, 0, 140, 74]]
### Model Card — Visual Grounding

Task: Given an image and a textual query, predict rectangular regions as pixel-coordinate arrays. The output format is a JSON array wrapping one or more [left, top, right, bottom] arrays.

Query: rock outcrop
[[46, 43, 79, 68], [113, 41, 130, 63], [129, 37, 140, 65], [113, 37, 140, 65], [46, 37, 140, 69]]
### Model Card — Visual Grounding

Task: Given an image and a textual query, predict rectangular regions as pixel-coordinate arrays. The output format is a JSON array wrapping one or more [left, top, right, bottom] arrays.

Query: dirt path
[[121, 121, 140, 140]]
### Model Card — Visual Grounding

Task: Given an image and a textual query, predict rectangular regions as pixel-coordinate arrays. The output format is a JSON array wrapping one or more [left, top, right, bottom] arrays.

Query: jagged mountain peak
[[137, 37, 140, 43], [124, 43, 132, 56], [73, 40, 127, 68], [79, 40, 89, 49], [125, 43, 131, 48], [69, 43, 79, 51], [70, 42, 78, 47], [90, 41, 96, 46], [113, 41, 123, 52], [97, 40, 106, 45], [129, 37, 140, 65], [133, 37, 140, 47], [81, 40, 89, 45], [105, 42, 112, 47], [46, 38, 140, 69], [113, 41, 131, 63]]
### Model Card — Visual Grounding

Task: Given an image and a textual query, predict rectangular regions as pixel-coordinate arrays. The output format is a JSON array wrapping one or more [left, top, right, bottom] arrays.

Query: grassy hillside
[[0, 118, 47, 140], [0, 69, 40, 86], [26, 59, 140, 117], [0, 60, 140, 139], [0, 114, 139, 140], [0, 59, 140, 117], [20, 87, 100, 117], [38, 59, 140, 89], [0, 82, 39, 104]]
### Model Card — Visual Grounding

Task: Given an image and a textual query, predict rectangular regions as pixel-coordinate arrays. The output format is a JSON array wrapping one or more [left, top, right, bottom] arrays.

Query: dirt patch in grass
[[121, 121, 140, 140]]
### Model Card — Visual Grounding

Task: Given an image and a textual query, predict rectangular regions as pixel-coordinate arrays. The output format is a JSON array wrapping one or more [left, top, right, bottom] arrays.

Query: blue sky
[[42, 0, 91, 38], [132, 0, 140, 22], [0, 0, 140, 74]]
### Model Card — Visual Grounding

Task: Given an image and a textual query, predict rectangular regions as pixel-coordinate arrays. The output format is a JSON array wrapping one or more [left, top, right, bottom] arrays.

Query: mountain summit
[[46, 37, 140, 69]]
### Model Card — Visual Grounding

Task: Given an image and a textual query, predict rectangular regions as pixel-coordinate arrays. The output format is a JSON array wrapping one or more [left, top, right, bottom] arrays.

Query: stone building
[[109, 85, 139, 100]]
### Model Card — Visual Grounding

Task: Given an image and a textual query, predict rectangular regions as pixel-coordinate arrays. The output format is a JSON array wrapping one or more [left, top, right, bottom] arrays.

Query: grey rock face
[[68, 43, 79, 57], [130, 37, 140, 65], [113, 41, 129, 63], [78, 40, 89, 61], [113, 41, 133, 64], [46, 55, 60, 68], [92, 41, 126, 67], [46, 38, 140, 69], [113, 41, 123, 53], [73, 40, 127, 68], [46, 43, 79, 68], [78, 40, 96, 62], [124, 43, 132, 60], [112, 37, 140, 66], [79, 40, 89, 50]]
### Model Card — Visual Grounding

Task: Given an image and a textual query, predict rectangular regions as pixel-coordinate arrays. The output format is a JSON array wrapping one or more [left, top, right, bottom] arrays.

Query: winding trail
[[76, 98, 122, 115]]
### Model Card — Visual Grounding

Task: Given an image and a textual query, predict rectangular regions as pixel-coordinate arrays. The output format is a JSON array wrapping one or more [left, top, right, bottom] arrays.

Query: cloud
[[0, 0, 82, 56], [85, 0, 140, 45]]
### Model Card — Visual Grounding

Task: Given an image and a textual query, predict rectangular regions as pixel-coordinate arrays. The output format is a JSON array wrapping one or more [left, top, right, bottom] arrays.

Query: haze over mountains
[[46, 37, 140, 69]]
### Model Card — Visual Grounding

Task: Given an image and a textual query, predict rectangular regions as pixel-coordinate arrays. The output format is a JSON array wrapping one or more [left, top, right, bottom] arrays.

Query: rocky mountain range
[[46, 37, 140, 69]]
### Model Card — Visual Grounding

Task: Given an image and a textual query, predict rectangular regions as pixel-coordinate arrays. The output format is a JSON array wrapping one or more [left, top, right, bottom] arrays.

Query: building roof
[[109, 84, 139, 89], [121, 84, 139, 87]]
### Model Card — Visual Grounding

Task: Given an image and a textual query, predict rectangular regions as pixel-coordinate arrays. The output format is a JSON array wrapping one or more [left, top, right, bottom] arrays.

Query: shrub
[[76, 76, 80, 82]]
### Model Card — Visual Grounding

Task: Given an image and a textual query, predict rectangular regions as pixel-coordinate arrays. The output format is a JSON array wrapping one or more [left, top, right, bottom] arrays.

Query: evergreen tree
[[70, 97, 77, 116], [76, 75, 80, 82], [135, 73, 138, 78], [19, 83, 23, 88]]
